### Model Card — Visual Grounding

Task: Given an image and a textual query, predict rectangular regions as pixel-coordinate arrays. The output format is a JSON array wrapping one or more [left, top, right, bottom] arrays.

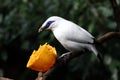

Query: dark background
[[0, 0, 120, 80]]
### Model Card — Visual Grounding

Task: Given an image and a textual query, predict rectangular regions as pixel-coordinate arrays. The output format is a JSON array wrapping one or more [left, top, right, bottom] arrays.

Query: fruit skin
[[27, 43, 57, 72]]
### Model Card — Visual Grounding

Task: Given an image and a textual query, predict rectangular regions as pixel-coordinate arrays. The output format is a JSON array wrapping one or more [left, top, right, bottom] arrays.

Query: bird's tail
[[90, 45, 103, 62]]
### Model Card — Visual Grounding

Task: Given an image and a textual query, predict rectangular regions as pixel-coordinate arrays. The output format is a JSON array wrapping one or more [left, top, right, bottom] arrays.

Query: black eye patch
[[45, 21, 55, 29]]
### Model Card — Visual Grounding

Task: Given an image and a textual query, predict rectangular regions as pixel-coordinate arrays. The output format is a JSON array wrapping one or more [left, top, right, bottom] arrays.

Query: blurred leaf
[[21, 41, 30, 50], [0, 51, 8, 62], [107, 21, 117, 29], [98, 6, 113, 18], [88, 21, 95, 33]]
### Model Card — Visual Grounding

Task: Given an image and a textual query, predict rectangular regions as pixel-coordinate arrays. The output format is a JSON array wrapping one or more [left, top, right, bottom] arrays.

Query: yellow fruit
[[27, 43, 57, 72]]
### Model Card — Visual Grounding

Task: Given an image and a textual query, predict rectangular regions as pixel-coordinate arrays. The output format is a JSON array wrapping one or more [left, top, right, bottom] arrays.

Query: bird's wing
[[65, 22, 94, 44]]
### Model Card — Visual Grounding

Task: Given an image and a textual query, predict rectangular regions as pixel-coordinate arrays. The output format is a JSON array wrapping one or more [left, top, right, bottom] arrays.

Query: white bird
[[39, 16, 102, 61]]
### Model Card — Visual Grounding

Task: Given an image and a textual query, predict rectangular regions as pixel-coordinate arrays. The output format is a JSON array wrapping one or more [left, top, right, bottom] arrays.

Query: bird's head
[[38, 16, 62, 32]]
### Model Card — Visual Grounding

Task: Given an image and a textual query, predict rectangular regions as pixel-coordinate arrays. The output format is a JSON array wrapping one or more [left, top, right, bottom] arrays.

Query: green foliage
[[0, 0, 120, 80]]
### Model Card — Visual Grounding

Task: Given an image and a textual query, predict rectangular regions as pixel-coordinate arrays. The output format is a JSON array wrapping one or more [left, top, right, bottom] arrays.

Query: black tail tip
[[97, 53, 103, 63]]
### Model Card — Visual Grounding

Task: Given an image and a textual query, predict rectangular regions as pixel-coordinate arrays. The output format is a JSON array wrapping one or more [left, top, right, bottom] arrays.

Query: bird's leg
[[59, 52, 72, 58], [57, 52, 72, 64], [58, 51, 81, 63]]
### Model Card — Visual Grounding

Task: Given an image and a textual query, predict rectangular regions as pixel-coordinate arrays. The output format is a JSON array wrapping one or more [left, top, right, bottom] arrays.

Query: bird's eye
[[45, 21, 55, 29]]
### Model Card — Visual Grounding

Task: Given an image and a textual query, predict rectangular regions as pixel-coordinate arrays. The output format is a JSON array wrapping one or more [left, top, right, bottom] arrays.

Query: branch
[[36, 32, 120, 80], [97, 32, 120, 43]]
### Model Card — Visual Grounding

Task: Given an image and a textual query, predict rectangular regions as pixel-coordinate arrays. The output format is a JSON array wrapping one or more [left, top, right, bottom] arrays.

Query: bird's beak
[[38, 27, 44, 32]]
